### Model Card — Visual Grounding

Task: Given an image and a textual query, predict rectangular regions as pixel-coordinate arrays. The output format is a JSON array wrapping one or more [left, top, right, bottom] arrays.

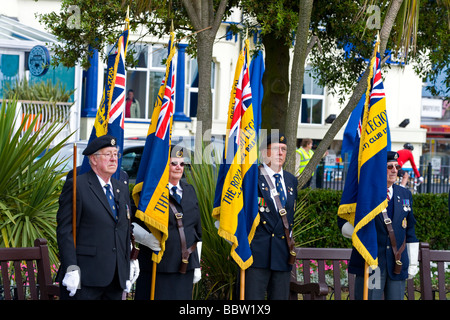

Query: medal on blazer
[[402, 217, 407, 228]]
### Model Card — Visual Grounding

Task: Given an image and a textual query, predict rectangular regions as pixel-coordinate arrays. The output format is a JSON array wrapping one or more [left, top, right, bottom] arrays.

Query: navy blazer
[[136, 180, 202, 273], [250, 167, 298, 272], [56, 170, 131, 289], [342, 184, 419, 279]]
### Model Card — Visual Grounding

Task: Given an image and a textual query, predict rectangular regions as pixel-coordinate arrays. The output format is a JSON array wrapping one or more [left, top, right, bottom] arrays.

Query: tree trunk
[[260, 33, 290, 131], [284, 0, 315, 174]]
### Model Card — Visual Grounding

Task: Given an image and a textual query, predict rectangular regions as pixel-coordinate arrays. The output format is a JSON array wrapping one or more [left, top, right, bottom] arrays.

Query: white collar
[[263, 163, 284, 179]]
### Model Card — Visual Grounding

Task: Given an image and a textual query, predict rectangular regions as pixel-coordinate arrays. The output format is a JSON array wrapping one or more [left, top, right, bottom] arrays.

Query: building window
[[103, 43, 166, 120], [300, 66, 324, 124], [185, 57, 215, 118]]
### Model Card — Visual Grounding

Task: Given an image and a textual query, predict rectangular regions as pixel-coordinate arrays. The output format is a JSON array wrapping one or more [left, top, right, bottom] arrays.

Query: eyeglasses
[[96, 152, 121, 159], [387, 164, 401, 170], [170, 161, 185, 167]]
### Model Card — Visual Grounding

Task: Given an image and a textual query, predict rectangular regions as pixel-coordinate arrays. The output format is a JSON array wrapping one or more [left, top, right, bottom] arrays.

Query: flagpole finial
[[126, 5, 130, 23], [170, 20, 174, 33]]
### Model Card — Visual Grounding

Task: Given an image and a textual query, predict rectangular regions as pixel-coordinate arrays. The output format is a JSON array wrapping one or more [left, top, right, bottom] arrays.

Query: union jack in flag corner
[[132, 32, 177, 263], [80, 21, 129, 181], [212, 38, 260, 270], [338, 39, 390, 268]]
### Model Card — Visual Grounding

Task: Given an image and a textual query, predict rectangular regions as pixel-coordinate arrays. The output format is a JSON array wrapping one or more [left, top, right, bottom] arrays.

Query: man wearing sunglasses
[[133, 145, 202, 300], [339, 151, 419, 300]]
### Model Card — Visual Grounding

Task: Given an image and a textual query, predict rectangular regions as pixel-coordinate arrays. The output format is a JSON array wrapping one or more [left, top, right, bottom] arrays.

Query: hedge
[[295, 189, 450, 251]]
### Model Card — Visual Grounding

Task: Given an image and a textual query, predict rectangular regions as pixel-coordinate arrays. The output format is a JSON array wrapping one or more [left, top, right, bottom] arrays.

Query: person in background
[[125, 89, 140, 118], [397, 143, 423, 188], [296, 138, 328, 188]]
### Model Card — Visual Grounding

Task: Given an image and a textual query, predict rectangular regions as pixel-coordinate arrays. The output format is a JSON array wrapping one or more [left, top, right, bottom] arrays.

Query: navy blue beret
[[82, 135, 118, 156]]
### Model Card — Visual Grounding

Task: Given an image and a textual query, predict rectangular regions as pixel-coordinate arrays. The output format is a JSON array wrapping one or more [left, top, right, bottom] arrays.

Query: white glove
[[407, 242, 419, 279], [214, 220, 220, 229], [62, 269, 80, 297], [418, 177, 424, 183], [341, 222, 354, 239], [193, 268, 201, 284], [132, 222, 161, 251], [125, 259, 140, 293]]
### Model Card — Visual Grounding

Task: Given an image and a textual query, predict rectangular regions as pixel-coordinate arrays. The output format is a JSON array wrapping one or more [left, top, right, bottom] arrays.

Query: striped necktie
[[274, 173, 286, 208], [104, 184, 118, 220]]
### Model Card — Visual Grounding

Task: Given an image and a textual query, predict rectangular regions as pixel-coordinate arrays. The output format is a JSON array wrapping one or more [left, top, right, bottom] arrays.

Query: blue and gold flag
[[80, 21, 129, 180], [132, 33, 176, 263], [338, 40, 389, 267], [212, 39, 260, 270]]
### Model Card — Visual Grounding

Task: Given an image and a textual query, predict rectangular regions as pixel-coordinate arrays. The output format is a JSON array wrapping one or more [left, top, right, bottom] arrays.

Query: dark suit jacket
[[250, 167, 298, 272], [136, 180, 202, 273], [56, 170, 131, 289], [339, 184, 419, 279]]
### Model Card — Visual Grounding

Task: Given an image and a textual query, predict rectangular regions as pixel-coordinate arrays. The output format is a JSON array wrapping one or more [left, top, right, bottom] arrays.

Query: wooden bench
[[0, 238, 59, 300], [290, 242, 449, 300], [290, 247, 354, 300]]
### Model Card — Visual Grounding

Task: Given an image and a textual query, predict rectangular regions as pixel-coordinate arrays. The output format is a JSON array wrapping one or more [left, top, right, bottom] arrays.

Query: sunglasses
[[170, 161, 185, 167], [387, 164, 401, 170]]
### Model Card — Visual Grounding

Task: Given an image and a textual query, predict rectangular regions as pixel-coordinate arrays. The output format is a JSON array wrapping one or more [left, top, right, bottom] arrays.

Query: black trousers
[[243, 267, 291, 300], [134, 269, 194, 300]]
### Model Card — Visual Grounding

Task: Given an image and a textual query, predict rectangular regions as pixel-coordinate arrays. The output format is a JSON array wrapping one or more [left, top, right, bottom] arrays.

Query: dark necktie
[[387, 188, 391, 201], [171, 186, 181, 204], [274, 173, 286, 208], [104, 184, 118, 220]]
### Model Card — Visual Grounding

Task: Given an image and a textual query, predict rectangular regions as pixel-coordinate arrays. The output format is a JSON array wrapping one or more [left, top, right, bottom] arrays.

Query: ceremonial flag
[[338, 40, 390, 267], [132, 32, 176, 263], [80, 21, 129, 180], [212, 39, 260, 270]]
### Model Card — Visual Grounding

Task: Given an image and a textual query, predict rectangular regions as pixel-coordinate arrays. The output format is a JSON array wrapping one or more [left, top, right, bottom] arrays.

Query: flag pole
[[72, 143, 77, 248], [150, 261, 157, 300], [363, 262, 369, 300], [240, 269, 245, 300]]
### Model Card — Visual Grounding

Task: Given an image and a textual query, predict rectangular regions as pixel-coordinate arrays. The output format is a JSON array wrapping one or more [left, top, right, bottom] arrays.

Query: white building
[[0, 1, 428, 166]]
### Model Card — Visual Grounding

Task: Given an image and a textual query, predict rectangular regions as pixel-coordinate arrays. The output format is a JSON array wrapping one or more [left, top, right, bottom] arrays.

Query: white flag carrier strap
[[259, 166, 296, 265]]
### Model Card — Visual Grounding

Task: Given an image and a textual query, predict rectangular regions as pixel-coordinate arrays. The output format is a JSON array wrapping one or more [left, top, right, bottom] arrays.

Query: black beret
[[82, 135, 118, 156], [263, 132, 287, 148], [170, 144, 185, 158], [387, 151, 399, 162]]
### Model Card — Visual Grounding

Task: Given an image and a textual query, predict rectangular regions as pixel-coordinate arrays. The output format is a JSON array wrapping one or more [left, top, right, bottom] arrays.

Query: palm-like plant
[[0, 98, 71, 266], [185, 156, 239, 300]]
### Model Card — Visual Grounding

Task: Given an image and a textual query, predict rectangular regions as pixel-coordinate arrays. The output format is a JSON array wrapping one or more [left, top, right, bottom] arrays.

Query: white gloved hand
[[62, 269, 80, 297], [132, 222, 161, 251], [341, 222, 354, 239], [418, 177, 424, 184], [193, 268, 201, 284], [214, 220, 220, 230], [407, 242, 419, 279], [125, 259, 140, 293]]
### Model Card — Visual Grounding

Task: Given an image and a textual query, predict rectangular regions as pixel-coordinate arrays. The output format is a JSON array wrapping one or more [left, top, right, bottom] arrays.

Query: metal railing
[[8, 100, 73, 147], [313, 159, 450, 195]]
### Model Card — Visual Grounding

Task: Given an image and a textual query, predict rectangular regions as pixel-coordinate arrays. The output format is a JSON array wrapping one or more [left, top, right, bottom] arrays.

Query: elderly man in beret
[[243, 132, 298, 300], [56, 135, 138, 299], [338, 151, 419, 300]]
